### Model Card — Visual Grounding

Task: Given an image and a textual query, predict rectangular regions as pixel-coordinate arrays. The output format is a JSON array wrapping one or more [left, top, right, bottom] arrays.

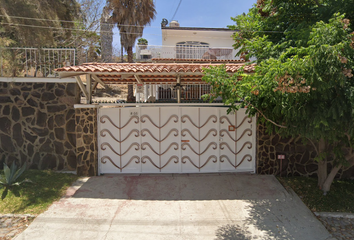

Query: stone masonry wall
[[75, 107, 98, 176], [0, 82, 79, 170], [257, 123, 354, 178]]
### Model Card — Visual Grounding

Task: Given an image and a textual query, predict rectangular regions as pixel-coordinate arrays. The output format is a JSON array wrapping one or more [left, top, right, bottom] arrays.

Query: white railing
[[0, 47, 76, 78], [136, 45, 239, 61], [90, 83, 213, 104], [135, 83, 212, 102]]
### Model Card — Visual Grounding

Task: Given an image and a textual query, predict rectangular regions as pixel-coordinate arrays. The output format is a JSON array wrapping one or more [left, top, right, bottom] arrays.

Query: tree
[[71, 0, 103, 64], [0, 0, 80, 47], [100, 4, 114, 63], [108, 0, 156, 102], [137, 38, 148, 45], [202, 1, 354, 194]]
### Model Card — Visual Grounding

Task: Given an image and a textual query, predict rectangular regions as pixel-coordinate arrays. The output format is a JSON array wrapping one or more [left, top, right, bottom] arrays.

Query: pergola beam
[[75, 76, 88, 99], [134, 75, 143, 84], [91, 74, 107, 88]]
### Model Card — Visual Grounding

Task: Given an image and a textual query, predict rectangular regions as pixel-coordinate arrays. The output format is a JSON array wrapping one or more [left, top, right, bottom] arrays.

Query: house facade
[[136, 20, 240, 62], [1, 22, 353, 178]]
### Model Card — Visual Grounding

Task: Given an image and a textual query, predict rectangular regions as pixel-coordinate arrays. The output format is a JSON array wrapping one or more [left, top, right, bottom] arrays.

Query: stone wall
[[257, 123, 354, 178], [0, 82, 79, 170], [75, 107, 98, 176]]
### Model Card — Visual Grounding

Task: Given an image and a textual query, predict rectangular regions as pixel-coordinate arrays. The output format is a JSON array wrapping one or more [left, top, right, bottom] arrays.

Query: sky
[[111, 0, 257, 53]]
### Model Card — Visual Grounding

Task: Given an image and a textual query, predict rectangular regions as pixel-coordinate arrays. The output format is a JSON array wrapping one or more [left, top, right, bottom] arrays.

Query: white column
[[135, 85, 140, 102], [156, 85, 160, 100], [144, 84, 148, 102], [152, 84, 156, 97], [177, 76, 181, 103]]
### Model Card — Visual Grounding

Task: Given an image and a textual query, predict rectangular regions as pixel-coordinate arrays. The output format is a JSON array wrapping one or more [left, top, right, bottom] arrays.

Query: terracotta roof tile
[[55, 62, 255, 75]]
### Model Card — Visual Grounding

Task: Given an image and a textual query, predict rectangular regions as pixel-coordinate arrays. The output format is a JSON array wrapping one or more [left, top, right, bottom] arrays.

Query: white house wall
[[162, 29, 235, 48], [160, 29, 242, 60]]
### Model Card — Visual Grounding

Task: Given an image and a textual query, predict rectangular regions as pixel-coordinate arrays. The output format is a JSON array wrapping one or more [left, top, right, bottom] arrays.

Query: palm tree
[[108, 0, 156, 102]]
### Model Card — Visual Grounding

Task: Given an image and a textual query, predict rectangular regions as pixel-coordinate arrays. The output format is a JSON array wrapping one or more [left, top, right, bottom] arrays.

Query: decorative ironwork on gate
[[99, 110, 140, 172], [141, 109, 179, 171], [98, 107, 256, 174], [181, 109, 218, 171], [219, 115, 253, 168]]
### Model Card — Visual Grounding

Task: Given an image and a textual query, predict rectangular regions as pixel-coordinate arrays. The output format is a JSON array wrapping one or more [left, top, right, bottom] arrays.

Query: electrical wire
[[0, 21, 283, 38], [0, 14, 284, 34], [170, 0, 182, 22], [0, 14, 161, 28]]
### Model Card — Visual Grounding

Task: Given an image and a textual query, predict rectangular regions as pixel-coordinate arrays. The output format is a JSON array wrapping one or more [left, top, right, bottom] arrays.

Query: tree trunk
[[127, 46, 133, 63], [322, 164, 342, 194], [127, 85, 134, 102], [121, 44, 124, 63], [317, 138, 327, 188], [126, 46, 134, 102]]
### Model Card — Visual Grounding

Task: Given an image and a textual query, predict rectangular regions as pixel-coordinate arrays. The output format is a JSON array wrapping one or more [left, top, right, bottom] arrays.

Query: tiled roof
[[151, 58, 248, 63], [55, 62, 255, 74]]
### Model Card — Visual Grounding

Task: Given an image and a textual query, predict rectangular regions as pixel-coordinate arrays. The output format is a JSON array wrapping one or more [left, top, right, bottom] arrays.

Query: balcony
[[135, 45, 239, 62]]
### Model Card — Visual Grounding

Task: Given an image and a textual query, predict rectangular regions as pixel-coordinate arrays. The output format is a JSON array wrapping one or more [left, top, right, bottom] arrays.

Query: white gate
[[98, 106, 256, 174]]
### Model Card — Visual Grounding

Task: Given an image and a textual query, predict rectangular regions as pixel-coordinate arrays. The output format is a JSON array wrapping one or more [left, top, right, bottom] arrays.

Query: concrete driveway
[[15, 174, 333, 240]]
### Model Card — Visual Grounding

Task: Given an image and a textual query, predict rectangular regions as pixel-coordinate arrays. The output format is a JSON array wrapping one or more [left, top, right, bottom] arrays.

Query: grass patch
[[278, 176, 354, 213], [0, 170, 78, 215]]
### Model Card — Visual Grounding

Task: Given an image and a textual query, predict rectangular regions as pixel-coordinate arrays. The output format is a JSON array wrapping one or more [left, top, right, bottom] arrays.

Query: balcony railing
[[0, 47, 76, 78], [135, 45, 239, 61]]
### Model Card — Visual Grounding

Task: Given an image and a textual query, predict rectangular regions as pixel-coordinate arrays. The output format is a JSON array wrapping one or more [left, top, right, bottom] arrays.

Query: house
[[2, 22, 346, 179], [132, 20, 245, 102], [136, 20, 239, 62], [52, 20, 258, 175]]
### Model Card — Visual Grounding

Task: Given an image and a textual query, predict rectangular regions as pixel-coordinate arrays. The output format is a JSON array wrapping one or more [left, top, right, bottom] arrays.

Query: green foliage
[[203, 2, 354, 186], [108, 0, 156, 62], [278, 176, 354, 213], [0, 162, 31, 200], [0, 0, 80, 47], [230, 0, 354, 61], [0, 170, 78, 214], [138, 38, 148, 45]]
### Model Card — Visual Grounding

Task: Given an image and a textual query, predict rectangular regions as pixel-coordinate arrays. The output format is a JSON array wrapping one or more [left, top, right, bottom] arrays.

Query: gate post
[[75, 105, 99, 176]]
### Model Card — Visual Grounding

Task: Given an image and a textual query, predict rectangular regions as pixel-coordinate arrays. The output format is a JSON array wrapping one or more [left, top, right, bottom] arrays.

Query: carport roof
[[55, 62, 255, 84]]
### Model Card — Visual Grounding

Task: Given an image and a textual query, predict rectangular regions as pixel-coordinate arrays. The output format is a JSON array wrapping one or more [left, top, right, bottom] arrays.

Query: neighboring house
[[136, 20, 240, 61]]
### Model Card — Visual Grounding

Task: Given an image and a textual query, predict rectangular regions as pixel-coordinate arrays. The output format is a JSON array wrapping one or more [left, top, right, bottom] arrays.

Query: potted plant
[[137, 38, 148, 50]]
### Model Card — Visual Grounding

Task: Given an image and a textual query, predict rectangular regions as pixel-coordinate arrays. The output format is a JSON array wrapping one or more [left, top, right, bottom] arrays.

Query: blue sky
[[112, 0, 257, 53]]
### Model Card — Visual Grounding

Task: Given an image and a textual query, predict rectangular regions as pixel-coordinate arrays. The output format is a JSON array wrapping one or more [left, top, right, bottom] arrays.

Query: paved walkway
[[0, 214, 35, 239], [5, 212, 354, 239], [13, 174, 332, 240], [318, 214, 354, 240]]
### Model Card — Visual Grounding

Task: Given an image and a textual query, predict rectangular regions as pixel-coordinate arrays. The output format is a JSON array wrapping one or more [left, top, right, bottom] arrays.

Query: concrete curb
[[63, 177, 90, 198], [314, 212, 354, 219]]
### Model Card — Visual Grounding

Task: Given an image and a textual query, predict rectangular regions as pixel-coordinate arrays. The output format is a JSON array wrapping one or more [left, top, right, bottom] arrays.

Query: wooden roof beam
[[75, 76, 88, 99], [134, 75, 143, 84], [91, 74, 107, 88]]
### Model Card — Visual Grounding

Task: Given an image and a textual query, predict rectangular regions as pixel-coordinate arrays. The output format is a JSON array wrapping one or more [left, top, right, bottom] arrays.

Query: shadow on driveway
[[16, 174, 332, 240]]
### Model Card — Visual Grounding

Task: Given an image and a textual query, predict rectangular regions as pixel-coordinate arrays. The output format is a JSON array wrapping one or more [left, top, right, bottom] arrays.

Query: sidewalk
[[14, 174, 333, 240]]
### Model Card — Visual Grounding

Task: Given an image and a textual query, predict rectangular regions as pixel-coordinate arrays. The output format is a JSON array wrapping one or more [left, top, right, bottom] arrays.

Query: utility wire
[[0, 14, 161, 28], [0, 14, 285, 34], [170, 0, 182, 22]]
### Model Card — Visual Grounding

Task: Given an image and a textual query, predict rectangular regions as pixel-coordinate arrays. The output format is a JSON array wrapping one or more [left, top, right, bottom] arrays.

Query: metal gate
[[98, 106, 256, 174]]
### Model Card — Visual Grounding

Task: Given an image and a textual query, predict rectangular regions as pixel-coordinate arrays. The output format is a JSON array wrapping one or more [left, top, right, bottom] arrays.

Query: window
[[176, 41, 209, 59]]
